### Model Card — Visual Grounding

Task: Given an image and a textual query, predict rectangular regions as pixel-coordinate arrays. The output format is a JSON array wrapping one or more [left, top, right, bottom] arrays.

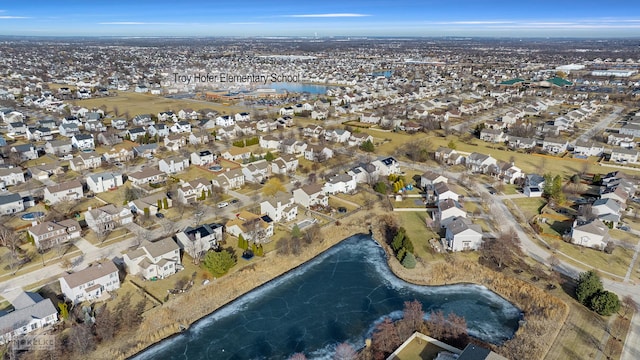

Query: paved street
[[399, 160, 640, 360]]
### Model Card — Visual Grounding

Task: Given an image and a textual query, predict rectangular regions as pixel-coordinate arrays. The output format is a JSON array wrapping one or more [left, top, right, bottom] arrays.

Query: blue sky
[[2, 1, 640, 37]]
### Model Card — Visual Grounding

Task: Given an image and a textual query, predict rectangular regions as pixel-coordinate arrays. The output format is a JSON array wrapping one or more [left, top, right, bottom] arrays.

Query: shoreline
[[115, 210, 374, 360], [100, 207, 566, 360]]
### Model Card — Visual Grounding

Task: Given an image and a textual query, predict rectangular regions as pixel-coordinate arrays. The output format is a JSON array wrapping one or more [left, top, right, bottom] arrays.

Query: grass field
[[357, 128, 605, 176], [395, 212, 441, 261], [548, 238, 633, 278], [510, 197, 546, 219], [70, 90, 247, 118]]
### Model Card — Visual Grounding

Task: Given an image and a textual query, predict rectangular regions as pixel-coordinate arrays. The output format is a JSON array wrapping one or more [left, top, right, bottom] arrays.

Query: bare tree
[[0, 225, 21, 274]]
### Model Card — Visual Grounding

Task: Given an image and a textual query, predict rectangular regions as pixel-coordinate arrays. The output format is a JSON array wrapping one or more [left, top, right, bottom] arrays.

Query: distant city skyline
[[2, 1, 640, 38]]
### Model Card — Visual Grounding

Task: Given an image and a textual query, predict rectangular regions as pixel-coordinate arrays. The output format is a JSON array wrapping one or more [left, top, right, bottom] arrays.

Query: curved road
[[399, 160, 640, 360]]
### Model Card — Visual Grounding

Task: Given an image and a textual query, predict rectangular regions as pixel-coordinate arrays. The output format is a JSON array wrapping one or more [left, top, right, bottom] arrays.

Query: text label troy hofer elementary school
[[173, 72, 301, 85]]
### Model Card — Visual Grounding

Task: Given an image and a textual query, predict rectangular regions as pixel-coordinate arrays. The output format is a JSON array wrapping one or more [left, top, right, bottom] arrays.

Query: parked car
[[230, 199, 239, 204], [155, 212, 164, 218], [217, 201, 229, 208]]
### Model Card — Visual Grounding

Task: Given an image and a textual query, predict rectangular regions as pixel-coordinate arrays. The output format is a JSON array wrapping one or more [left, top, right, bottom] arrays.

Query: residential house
[[175, 223, 223, 258], [574, 141, 604, 157], [127, 127, 147, 142], [435, 147, 464, 165], [542, 138, 569, 154], [102, 141, 136, 163], [235, 112, 251, 122], [607, 133, 635, 148], [259, 135, 280, 149], [28, 219, 81, 250], [110, 118, 128, 130], [260, 192, 298, 223], [600, 186, 630, 204], [132, 114, 153, 127], [323, 173, 357, 195], [43, 180, 83, 205], [241, 160, 270, 183], [0, 167, 24, 188], [523, 174, 545, 197], [27, 163, 63, 181], [304, 144, 334, 162], [225, 211, 274, 243], [59, 123, 80, 137], [86, 172, 123, 193], [84, 120, 107, 132], [211, 169, 245, 191], [189, 129, 210, 145], [190, 150, 215, 166], [177, 178, 213, 204], [84, 204, 133, 233], [348, 132, 374, 147], [44, 140, 73, 156], [303, 125, 325, 139], [69, 151, 102, 171], [466, 153, 497, 173], [164, 133, 187, 151], [7, 122, 26, 135], [420, 171, 448, 190], [444, 217, 483, 251], [571, 219, 610, 250], [496, 162, 524, 184], [123, 238, 181, 281], [0, 291, 58, 344], [480, 128, 506, 143], [215, 115, 235, 127], [620, 124, 640, 137], [0, 193, 24, 215], [71, 134, 95, 150], [437, 199, 466, 228], [293, 183, 328, 208], [220, 147, 253, 162], [159, 156, 190, 174], [59, 261, 120, 304], [279, 139, 307, 155], [157, 111, 177, 122], [10, 144, 38, 161], [271, 155, 299, 175], [370, 157, 401, 177], [592, 198, 622, 226], [133, 143, 158, 159], [324, 129, 351, 143], [611, 148, 639, 163], [128, 193, 171, 217], [147, 123, 169, 138], [279, 106, 294, 117], [26, 127, 53, 142], [128, 168, 166, 186], [434, 182, 459, 202], [178, 109, 198, 120], [170, 120, 192, 134]]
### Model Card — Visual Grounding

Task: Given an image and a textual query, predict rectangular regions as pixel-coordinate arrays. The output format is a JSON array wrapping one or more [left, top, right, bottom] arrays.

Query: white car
[[217, 201, 229, 208]]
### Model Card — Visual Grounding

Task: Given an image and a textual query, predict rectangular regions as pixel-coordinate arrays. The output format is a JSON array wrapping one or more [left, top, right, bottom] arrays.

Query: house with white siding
[[43, 180, 83, 205], [86, 172, 123, 193], [0, 291, 58, 344], [59, 261, 120, 304], [123, 238, 181, 281], [444, 217, 483, 251]]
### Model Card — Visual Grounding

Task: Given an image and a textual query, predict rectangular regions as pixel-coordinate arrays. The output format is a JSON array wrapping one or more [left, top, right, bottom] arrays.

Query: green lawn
[[84, 227, 131, 247], [549, 238, 634, 278], [510, 197, 547, 220], [396, 212, 440, 261]]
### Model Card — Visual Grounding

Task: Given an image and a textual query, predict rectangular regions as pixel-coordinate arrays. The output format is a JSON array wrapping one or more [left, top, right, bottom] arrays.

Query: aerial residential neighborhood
[[0, 6, 639, 359]]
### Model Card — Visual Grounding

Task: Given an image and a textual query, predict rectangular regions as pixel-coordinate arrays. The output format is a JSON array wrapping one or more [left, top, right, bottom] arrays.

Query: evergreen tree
[[590, 290, 621, 316], [265, 151, 275, 162], [401, 252, 417, 269], [576, 270, 603, 305]]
